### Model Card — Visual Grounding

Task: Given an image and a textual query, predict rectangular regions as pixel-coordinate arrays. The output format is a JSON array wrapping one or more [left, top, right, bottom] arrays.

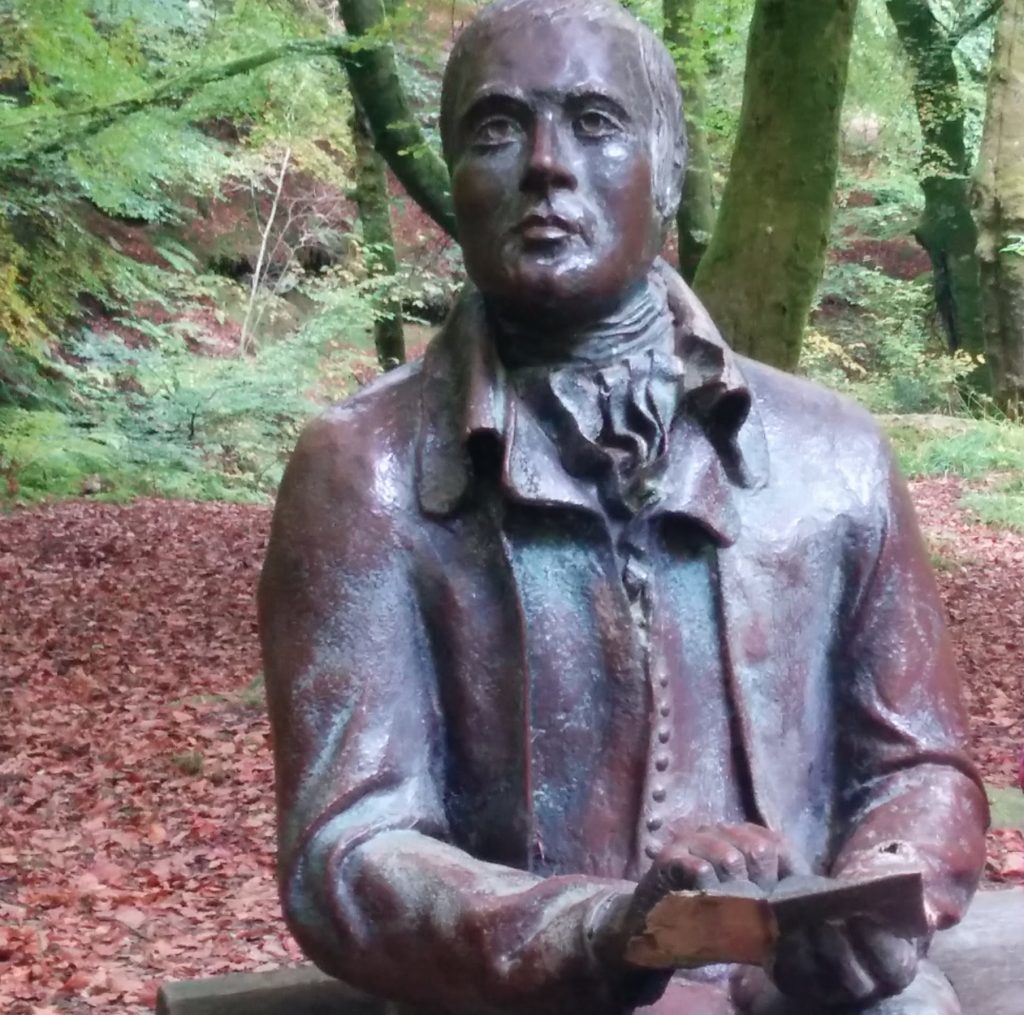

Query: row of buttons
[[644, 670, 672, 859]]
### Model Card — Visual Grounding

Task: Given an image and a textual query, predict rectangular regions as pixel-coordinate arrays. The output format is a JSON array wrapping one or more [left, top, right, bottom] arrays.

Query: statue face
[[447, 14, 663, 323]]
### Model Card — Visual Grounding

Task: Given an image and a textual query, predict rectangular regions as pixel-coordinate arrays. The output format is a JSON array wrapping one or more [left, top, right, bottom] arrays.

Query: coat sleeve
[[829, 439, 989, 934], [258, 412, 637, 1015]]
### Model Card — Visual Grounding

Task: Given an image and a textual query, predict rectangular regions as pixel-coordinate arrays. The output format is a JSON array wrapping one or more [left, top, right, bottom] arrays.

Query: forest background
[[1, 0, 1023, 513], [2, 1, 1024, 1013]]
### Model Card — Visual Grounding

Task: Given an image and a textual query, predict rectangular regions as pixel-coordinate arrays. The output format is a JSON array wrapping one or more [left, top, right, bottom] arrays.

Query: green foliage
[[805, 248, 980, 414], [1002, 234, 1024, 256], [842, 2, 923, 170], [961, 475, 1024, 532], [1, 285, 376, 505], [0, 0, 353, 405], [884, 416, 1024, 477], [882, 414, 1024, 533]]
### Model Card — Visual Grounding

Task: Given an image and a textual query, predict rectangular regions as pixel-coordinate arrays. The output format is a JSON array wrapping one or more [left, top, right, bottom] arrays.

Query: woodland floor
[[1, 481, 1022, 1014]]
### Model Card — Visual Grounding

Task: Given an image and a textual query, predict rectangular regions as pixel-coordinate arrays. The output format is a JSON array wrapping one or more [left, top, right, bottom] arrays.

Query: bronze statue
[[259, 2, 988, 1012]]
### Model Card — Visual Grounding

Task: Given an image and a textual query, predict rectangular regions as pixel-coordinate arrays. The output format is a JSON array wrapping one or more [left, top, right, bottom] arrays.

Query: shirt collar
[[417, 259, 768, 545]]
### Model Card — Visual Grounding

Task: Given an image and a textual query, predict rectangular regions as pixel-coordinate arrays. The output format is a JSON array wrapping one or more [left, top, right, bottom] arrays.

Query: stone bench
[[156, 888, 1024, 1015]]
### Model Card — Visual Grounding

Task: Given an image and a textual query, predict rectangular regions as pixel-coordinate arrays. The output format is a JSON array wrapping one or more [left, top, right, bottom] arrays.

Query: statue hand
[[769, 917, 920, 1007], [591, 824, 803, 973], [636, 822, 805, 902], [595, 824, 803, 965]]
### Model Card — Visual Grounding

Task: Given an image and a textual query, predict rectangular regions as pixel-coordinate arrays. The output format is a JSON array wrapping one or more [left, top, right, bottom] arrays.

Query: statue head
[[440, 0, 686, 326]]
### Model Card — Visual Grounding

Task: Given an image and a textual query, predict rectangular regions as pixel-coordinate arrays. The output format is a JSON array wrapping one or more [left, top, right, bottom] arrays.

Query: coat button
[[654, 755, 669, 772], [645, 843, 660, 860], [658, 728, 671, 743], [651, 786, 666, 803], [647, 817, 663, 832], [658, 676, 669, 689], [659, 704, 671, 718]]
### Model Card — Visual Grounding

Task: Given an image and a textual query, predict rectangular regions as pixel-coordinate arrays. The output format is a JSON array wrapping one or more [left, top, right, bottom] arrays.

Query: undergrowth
[[0, 284, 378, 506]]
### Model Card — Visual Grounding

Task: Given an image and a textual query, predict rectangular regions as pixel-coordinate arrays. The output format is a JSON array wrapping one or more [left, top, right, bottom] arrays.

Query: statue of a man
[[259, 2, 988, 1012]]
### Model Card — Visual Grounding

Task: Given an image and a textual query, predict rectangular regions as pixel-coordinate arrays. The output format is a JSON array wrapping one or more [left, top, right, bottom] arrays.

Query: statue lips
[[518, 212, 580, 244]]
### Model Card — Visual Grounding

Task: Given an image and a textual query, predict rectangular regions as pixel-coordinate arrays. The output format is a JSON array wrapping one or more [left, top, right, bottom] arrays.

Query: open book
[[625, 870, 928, 969]]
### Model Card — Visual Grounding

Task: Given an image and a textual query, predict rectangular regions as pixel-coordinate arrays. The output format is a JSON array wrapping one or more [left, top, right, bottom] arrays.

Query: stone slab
[[157, 890, 1024, 1015], [155, 966, 383, 1015]]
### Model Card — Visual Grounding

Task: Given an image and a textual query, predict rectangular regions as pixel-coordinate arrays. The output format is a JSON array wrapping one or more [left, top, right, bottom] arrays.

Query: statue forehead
[[446, 4, 655, 120]]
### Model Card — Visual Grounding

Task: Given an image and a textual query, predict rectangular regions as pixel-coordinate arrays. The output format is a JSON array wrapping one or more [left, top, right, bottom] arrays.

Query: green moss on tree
[[338, 0, 456, 237], [693, 0, 859, 370], [350, 100, 405, 370], [975, 0, 1024, 415], [885, 0, 986, 373]]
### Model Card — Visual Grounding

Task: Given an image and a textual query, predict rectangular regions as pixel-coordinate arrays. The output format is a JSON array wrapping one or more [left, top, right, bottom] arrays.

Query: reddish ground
[[1, 481, 1022, 1013]]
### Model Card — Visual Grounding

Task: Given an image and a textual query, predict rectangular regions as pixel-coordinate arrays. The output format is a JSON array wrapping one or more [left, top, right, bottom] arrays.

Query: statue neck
[[490, 280, 673, 370]]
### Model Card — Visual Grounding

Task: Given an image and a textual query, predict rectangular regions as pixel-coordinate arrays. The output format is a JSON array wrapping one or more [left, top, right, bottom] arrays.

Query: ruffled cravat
[[513, 345, 685, 518]]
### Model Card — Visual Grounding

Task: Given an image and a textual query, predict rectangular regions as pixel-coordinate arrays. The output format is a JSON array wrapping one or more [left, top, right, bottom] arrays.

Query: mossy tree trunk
[[663, 0, 715, 282], [975, 0, 1024, 415], [885, 0, 986, 368], [693, 0, 858, 370], [350, 100, 405, 371], [337, 0, 455, 237]]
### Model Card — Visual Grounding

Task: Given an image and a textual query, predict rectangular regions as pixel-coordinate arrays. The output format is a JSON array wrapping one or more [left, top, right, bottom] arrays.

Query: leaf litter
[[0, 481, 1021, 1013]]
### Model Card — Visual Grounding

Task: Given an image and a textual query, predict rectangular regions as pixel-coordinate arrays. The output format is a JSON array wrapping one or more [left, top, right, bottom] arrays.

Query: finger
[[812, 922, 879, 1004], [684, 832, 750, 883], [770, 927, 819, 1000], [715, 825, 779, 890], [662, 849, 722, 892], [848, 919, 919, 996]]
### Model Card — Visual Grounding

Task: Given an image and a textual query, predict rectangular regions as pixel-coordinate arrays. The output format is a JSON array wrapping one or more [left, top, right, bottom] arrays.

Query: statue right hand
[[634, 822, 805, 907]]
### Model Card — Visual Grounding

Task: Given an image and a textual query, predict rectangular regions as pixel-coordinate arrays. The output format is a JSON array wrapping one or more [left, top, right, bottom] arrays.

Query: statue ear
[[657, 142, 686, 233], [653, 119, 687, 233]]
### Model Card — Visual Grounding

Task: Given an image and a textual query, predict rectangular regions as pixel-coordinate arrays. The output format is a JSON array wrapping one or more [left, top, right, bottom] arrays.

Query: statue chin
[[475, 250, 652, 329]]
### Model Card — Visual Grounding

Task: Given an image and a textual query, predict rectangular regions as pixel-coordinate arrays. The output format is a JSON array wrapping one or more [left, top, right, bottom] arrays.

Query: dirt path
[[1, 487, 1021, 1013]]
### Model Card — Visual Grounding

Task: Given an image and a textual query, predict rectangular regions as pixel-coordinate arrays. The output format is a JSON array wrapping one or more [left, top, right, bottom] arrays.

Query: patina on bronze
[[259, 2, 988, 1012]]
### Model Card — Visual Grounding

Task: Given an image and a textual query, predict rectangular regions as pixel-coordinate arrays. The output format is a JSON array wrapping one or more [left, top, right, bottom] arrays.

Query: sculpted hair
[[439, 0, 687, 228]]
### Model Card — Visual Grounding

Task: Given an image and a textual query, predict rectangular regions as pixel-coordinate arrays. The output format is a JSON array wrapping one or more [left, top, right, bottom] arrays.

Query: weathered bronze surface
[[259, 2, 988, 1012]]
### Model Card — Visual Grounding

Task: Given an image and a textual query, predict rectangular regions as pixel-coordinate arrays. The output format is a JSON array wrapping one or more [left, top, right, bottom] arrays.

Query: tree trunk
[[975, 0, 1024, 415], [663, 0, 716, 282], [885, 0, 986, 370], [337, 0, 456, 237], [692, 0, 858, 370], [350, 100, 405, 371]]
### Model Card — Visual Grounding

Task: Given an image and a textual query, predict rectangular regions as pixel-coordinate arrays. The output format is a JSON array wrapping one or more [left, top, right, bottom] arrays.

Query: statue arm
[[829, 442, 989, 934], [259, 413, 637, 1015]]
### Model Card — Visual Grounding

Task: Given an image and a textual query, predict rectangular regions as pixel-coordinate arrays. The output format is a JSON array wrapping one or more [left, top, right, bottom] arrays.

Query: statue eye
[[575, 110, 621, 139], [473, 116, 520, 147]]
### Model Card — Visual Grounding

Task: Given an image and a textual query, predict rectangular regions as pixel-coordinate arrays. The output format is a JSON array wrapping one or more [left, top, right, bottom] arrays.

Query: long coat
[[259, 269, 987, 1015]]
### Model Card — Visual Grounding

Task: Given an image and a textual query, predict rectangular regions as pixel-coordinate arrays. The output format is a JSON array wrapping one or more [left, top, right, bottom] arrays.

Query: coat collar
[[417, 260, 768, 546]]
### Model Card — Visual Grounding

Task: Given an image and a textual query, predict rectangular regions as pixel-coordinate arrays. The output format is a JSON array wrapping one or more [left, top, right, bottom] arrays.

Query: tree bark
[[692, 0, 859, 370], [663, 0, 716, 282], [975, 0, 1024, 415], [337, 0, 456, 237], [885, 0, 986, 368], [350, 100, 405, 371]]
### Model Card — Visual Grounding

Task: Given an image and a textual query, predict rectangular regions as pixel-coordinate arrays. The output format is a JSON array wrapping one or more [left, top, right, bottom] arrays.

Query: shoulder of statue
[[281, 361, 427, 519]]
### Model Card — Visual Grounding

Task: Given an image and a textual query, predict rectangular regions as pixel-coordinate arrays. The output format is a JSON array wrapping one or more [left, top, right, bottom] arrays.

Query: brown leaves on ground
[[0, 501, 301, 1014], [1, 481, 1022, 1013]]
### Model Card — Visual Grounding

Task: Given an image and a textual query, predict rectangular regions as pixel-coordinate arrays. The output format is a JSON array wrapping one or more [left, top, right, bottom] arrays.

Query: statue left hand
[[768, 915, 921, 1007]]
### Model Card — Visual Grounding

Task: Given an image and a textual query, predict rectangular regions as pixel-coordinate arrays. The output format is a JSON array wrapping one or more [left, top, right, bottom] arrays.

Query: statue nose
[[521, 116, 578, 194]]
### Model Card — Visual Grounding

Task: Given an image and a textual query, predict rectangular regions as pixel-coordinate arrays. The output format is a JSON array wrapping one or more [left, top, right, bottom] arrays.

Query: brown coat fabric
[[259, 270, 987, 1015]]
